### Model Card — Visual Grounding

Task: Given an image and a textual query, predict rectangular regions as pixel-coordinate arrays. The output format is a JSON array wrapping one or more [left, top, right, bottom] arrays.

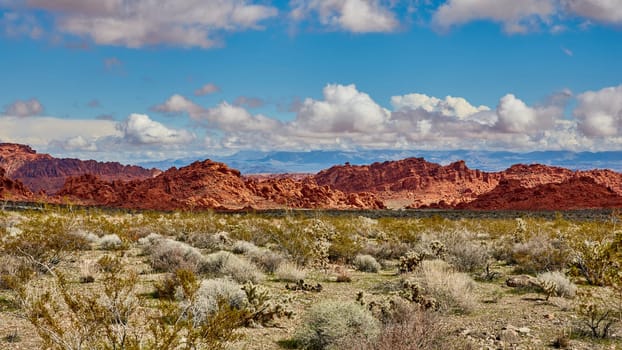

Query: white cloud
[[153, 94, 203, 115], [290, 0, 399, 32], [117, 113, 195, 145], [292, 83, 390, 133], [433, 0, 557, 33], [391, 93, 490, 119], [203, 102, 282, 132], [56, 135, 99, 151], [562, 0, 622, 24], [3, 98, 44, 117], [0, 116, 119, 147], [194, 83, 220, 96], [575, 84, 622, 137], [6, 0, 278, 48]]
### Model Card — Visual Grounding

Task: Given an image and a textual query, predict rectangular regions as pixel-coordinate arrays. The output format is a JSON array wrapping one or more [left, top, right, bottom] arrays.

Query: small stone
[[517, 327, 531, 335], [544, 313, 555, 320]]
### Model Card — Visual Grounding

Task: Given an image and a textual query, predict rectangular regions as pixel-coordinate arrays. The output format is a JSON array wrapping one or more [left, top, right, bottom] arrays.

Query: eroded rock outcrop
[[0, 167, 33, 200], [456, 176, 622, 210], [0, 143, 159, 194], [314, 158, 499, 208], [58, 160, 384, 210]]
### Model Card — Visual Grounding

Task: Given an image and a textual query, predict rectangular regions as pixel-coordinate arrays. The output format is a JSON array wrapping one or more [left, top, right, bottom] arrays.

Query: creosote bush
[[294, 300, 380, 350]]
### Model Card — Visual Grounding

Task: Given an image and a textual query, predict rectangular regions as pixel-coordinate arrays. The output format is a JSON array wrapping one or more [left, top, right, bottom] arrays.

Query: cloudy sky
[[1, 0, 621, 163]]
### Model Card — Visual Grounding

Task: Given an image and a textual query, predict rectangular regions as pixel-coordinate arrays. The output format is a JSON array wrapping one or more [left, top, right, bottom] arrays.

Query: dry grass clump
[[204, 251, 264, 284], [415, 259, 477, 314], [354, 254, 381, 273], [294, 300, 380, 350], [140, 234, 206, 274], [537, 271, 577, 298], [275, 261, 307, 282]]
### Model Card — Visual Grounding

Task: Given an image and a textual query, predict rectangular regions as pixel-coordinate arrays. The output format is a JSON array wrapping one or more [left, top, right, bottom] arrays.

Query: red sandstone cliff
[[457, 176, 622, 210], [314, 158, 499, 208], [0, 143, 159, 194], [58, 160, 384, 210], [0, 167, 33, 201]]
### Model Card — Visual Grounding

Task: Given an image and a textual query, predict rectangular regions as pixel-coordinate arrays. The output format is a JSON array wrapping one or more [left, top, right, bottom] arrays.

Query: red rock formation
[[0, 167, 33, 200], [0, 143, 159, 194], [314, 158, 499, 208], [248, 177, 384, 209], [58, 160, 384, 210], [457, 176, 622, 210]]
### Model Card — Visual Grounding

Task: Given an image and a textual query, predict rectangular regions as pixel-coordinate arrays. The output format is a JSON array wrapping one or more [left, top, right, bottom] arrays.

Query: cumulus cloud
[[433, 0, 556, 33], [194, 83, 220, 96], [5, 0, 278, 48], [391, 93, 490, 119], [493, 94, 560, 133], [290, 0, 399, 32], [202, 102, 281, 132], [292, 83, 390, 133], [117, 113, 195, 145], [575, 84, 622, 137], [54, 135, 99, 151], [3, 98, 44, 117], [152, 94, 203, 115]]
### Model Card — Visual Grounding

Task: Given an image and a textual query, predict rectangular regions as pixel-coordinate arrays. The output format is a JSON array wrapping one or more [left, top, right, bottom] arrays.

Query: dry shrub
[[185, 278, 247, 326], [142, 236, 206, 274], [350, 305, 443, 350], [354, 254, 381, 273], [203, 251, 264, 284], [361, 241, 410, 260], [245, 247, 284, 274], [510, 233, 570, 274], [294, 300, 380, 350], [275, 262, 307, 282], [416, 259, 477, 314], [537, 271, 577, 298], [438, 229, 490, 273], [2, 213, 90, 273], [98, 234, 124, 250], [183, 231, 233, 251]]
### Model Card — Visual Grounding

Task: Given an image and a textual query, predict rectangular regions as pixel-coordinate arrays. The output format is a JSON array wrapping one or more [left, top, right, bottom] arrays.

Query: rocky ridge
[[57, 160, 384, 210], [0, 143, 160, 194]]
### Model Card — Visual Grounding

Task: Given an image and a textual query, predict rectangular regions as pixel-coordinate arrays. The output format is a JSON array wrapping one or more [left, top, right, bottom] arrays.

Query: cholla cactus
[[399, 251, 424, 273], [242, 282, 292, 326], [537, 279, 557, 301], [428, 240, 447, 259]]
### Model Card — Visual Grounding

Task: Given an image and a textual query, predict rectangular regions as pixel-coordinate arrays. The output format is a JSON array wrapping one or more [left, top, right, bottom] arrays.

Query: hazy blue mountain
[[138, 150, 622, 174]]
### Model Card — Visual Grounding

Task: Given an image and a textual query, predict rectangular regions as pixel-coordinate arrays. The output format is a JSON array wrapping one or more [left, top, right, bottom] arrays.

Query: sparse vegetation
[[1, 208, 620, 349]]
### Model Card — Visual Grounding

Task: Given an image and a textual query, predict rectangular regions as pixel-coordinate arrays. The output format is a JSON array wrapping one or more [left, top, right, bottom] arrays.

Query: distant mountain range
[[137, 149, 622, 174]]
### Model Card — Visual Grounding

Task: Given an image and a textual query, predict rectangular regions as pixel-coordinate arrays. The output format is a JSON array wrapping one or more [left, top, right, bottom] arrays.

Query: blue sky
[[1, 0, 622, 163]]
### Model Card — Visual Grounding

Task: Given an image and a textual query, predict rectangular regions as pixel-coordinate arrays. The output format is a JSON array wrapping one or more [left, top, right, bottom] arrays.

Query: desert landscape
[[2, 1, 622, 349], [1, 143, 622, 349]]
